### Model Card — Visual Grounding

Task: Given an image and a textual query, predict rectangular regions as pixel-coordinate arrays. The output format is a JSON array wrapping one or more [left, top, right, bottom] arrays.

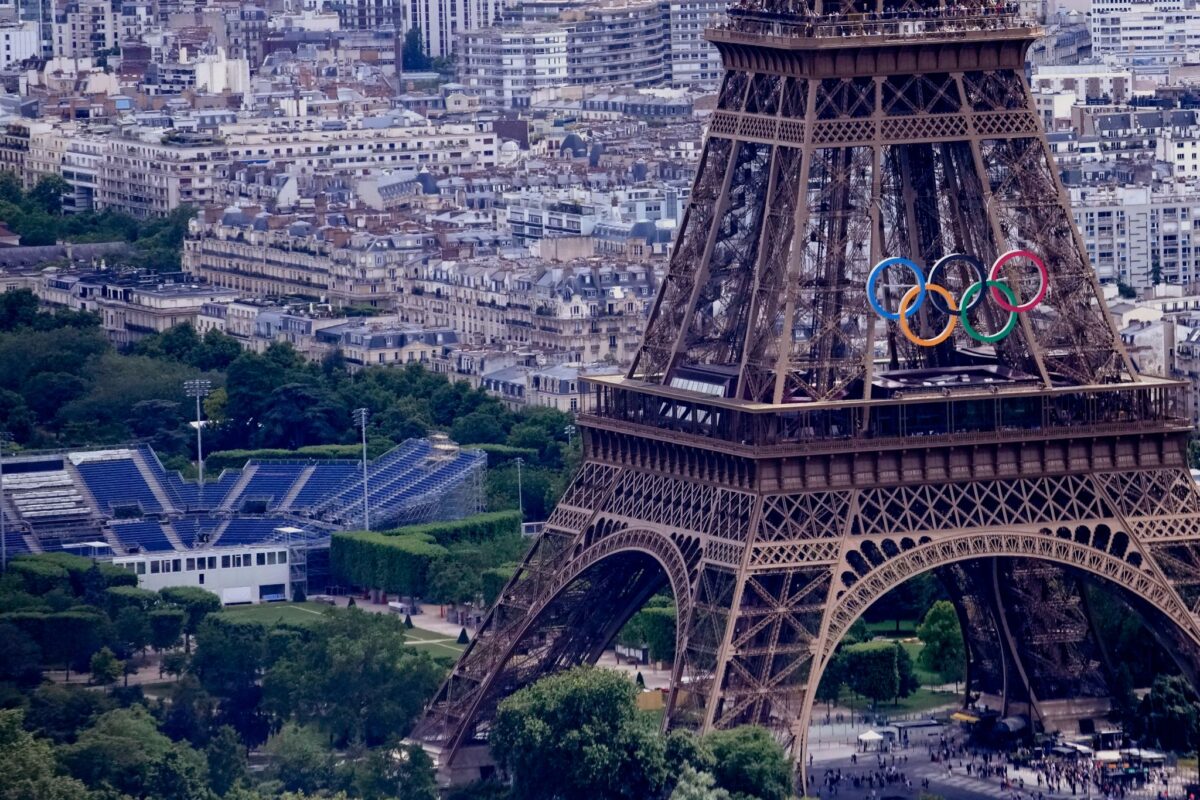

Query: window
[[208, 557, 217, 570], [151, 560, 161, 574], [186, 558, 195, 571], [198, 573, 205, 585], [278, 551, 287, 563], [137, 562, 146, 575], [222, 555, 231, 568], [257, 552, 266, 566]]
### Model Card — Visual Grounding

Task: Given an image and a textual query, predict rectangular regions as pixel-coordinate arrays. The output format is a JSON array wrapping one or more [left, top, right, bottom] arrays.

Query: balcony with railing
[[579, 374, 1190, 457], [709, 2, 1039, 49]]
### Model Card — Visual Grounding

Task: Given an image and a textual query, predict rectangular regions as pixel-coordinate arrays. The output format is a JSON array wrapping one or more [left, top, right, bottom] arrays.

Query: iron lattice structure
[[415, 1, 1200, 784]]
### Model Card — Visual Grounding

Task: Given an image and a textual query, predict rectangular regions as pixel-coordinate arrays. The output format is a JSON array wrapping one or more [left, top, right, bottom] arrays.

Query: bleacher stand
[[110, 520, 174, 553], [72, 451, 162, 514], [214, 517, 298, 547], [5, 438, 486, 557], [227, 463, 309, 511], [289, 463, 358, 511]]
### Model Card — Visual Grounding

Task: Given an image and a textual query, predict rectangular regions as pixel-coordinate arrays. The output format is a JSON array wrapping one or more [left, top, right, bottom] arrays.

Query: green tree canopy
[[490, 666, 668, 800], [917, 600, 965, 687], [0, 709, 91, 800], [704, 727, 792, 800]]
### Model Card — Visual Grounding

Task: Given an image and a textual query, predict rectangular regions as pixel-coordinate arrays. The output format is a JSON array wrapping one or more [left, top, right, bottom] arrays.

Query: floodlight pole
[[0, 430, 9, 572], [183, 379, 213, 488], [514, 456, 524, 520], [353, 408, 370, 531]]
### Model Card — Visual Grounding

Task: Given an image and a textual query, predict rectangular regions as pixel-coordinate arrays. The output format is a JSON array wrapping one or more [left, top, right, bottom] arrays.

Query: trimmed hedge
[[331, 532, 448, 596], [16, 552, 136, 588], [481, 564, 518, 605], [205, 445, 366, 471], [472, 444, 537, 467], [373, 510, 522, 546]]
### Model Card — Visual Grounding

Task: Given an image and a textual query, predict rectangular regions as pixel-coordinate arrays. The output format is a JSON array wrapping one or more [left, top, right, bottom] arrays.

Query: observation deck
[[709, 3, 1039, 47]]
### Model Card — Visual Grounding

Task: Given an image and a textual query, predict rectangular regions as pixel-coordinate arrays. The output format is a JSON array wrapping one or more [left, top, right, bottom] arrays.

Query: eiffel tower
[[415, 0, 1200, 784]]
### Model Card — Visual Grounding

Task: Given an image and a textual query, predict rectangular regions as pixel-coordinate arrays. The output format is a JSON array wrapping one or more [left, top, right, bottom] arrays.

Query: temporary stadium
[[0, 435, 486, 602]]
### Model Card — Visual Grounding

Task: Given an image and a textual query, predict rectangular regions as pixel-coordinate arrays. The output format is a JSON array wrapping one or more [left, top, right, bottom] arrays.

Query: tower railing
[[581, 376, 1190, 454], [712, 4, 1037, 45]]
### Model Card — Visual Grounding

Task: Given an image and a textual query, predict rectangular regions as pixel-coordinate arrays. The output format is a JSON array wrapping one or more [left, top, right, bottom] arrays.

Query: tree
[[61, 706, 174, 796], [917, 600, 965, 688], [146, 744, 211, 800], [150, 607, 186, 652], [704, 727, 792, 800], [403, 27, 431, 70], [191, 617, 269, 745], [29, 175, 69, 215], [843, 641, 908, 709], [115, 605, 152, 658], [160, 586, 222, 650], [0, 620, 42, 685], [814, 651, 846, 717], [348, 742, 437, 800], [1131, 674, 1200, 753], [490, 666, 668, 800], [671, 765, 731, 800], [263, 609, 442, 746], [451, 409, 507, 445], [0, 709, 91, 800], [264, 723, 333, 795], [90, 646, 122, 686], [23, 684, 116, 745], [206, 725, 247, 796], [426, 557, 480, 605]]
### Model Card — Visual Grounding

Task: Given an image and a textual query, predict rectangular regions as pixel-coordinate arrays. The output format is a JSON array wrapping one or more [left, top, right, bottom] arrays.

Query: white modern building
[[661, 0, 723, 87], [0, 20, 39, 69], [1090, 0, 1200, 65], [458, 25, 569, 106], [406, 0, 503, 59], [114, 543, 296, 604], [1070, 182, 1200, 288]]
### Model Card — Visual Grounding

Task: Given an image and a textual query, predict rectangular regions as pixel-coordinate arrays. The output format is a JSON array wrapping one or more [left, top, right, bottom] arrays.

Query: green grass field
[[221, 601, 331, 627], [866, 619, 919, 636], [220, 602, 466, 656]]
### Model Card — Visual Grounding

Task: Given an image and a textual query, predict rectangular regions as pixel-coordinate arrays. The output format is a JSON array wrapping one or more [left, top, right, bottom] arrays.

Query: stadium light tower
[[514, 456, 524, 520], [0, 430, 10, 572], [352, 408, 370, 531], [183, 379, 212, 488]]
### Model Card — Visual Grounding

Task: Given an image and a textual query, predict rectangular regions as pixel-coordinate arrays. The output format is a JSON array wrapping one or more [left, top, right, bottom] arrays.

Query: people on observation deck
[[722, 0, 1026, 36]]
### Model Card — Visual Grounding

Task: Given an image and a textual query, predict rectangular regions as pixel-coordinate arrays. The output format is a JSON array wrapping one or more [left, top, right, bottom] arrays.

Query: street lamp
[[183, 379, 212, 488], [0, 430, 10, 572], [352, 408, 370, 531], [514, 456, 524, 520]]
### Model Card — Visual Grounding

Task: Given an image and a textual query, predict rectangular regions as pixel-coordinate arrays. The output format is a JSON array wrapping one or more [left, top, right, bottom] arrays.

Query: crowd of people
[[723, 0, 1027, 38]]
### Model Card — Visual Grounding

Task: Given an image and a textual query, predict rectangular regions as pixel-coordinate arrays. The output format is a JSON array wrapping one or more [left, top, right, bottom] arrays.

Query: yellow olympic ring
[[898, 284, 958, 347]]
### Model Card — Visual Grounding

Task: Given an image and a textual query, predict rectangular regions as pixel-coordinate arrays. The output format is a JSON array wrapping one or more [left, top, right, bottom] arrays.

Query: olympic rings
[[867, 257, 925, 321], [867, 250, 1047, 347], [899, 284, 958, 347]]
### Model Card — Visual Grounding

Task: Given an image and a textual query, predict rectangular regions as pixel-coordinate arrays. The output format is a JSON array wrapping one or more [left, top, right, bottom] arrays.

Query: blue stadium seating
[[173, 517, 221, 547], [76, 459, 163, 514], [289, 463, 358, 510], [214, 517, 298, 547], [2, 531, 29, 557], [315, 440, 432, 514], [111, 521, 175, 553], [230, 464, 308, 509], [390, 454, 483, 507]]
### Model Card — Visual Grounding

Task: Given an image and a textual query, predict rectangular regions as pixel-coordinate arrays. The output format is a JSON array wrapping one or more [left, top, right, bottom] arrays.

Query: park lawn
[[898, 640, 942, 686], [221, 601, 331, 627], [866, 619, 918, 637], [403, 625, 458, 642], [878, 688, 960, 715]]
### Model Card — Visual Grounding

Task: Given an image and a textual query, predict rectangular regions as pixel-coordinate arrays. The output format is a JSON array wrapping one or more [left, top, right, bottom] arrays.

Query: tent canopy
[[858, 730, 885, 742]]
